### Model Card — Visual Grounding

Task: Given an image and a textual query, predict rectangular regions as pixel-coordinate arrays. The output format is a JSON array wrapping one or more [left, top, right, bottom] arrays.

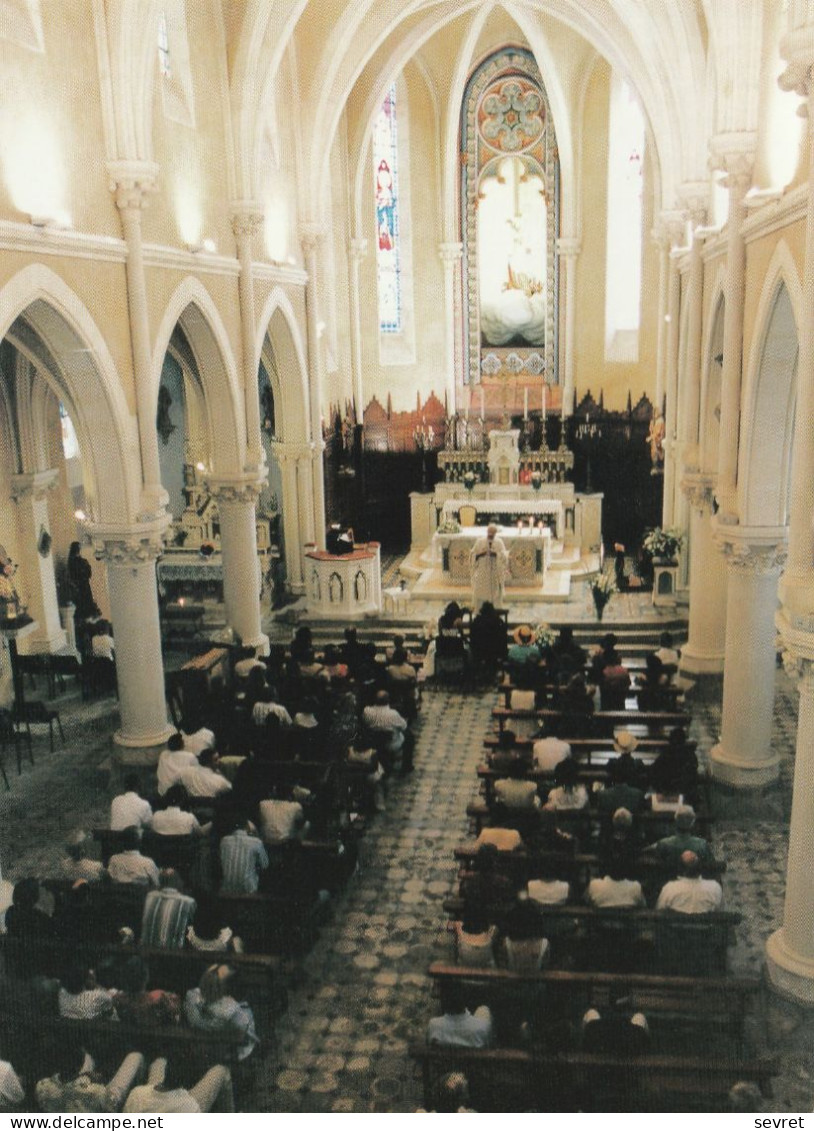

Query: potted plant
[[533, 622, 556, 648], [642, 526, 684, 563], [589, 573, 617, 621], [530, 470, 543, 493]]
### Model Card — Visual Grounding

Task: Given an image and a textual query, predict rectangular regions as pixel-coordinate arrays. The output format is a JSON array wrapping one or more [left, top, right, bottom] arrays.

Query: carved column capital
[[656, 209, 687, 250], [777, 603, 814, 689], [10, 469, 59, 502], [681, 472, 716, 513], [438, 241, 463, 266], [107, 160, 159, 211], [229, 201, 264, 242], [679, 181, 708, 231], [206, 474, 264, 506], [556, 236, 582, 258], [708, 135, 756, 191], [299, 222, 327, 256], [349, 235, 369, 261], [270, 440, 315, 465], [713, 523, 788, 574]]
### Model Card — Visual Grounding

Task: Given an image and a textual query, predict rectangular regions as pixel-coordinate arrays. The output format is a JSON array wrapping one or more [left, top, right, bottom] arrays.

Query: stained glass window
[[373, 85, 401, 334], [59, 402, 79, 461], [605, 76, 645, 361], [157, 11, 172, 78]]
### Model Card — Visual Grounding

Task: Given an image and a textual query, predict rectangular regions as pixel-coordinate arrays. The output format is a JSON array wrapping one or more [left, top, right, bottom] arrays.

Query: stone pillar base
[[679, 646, 725, 674], [709, 742, 780, 787], [766, 928, 814, 1004], [114, 724, 174, 749], [242, 631, 270, 656]]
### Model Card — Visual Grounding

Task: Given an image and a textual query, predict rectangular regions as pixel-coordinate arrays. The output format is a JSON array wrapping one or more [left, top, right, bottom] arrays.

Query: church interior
[[0, 0, 813, 1114]]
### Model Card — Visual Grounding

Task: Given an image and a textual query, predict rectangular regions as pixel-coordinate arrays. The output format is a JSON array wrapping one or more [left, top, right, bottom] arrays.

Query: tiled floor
[[1, 663, 813, 1111]]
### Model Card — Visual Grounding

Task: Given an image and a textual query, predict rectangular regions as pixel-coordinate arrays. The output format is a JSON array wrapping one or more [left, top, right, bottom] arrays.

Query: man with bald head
[[470, 523, 509, 609], [656, 850, 723, 913]]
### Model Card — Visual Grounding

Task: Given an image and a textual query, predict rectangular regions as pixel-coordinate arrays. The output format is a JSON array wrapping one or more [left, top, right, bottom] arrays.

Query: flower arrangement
[[530, 471, 542, 492], [437, 518, 461, 534], [199, 542, 215, 558], [0, 558, 18, 602], [589, 573, 616, 621], [462, 471, 477, 492], [642, 526, 684, 560], [533, 622, 556, 648]]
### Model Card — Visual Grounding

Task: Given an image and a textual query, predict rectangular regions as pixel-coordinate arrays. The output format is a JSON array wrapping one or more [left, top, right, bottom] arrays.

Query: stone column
[[270, 441, 305, 592], [679, 473, 727, 673], [209, 477, 269, 655], [766, 634, 814, 1001], [107, 161, 168, 519], [710, 526, 787, 786], [348, 236, 368, 421], [556, 237, 581, 417], [661, 230, 683, 525], [679, 188, 708, 464], [230, 202, 267, 474], [300, 223, 327, 548], [296, 448, 316, 547], [709, 143, 754, 520], [88, 523, 172, 748], [439, 242, 463, 415], [764, 16, 814, 1003], [10, 470, 67, 654], [652, 225, 671, 415]]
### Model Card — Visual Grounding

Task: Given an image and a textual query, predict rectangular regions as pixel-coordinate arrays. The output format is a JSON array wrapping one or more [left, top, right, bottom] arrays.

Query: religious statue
[[646, 412, 665, 469]]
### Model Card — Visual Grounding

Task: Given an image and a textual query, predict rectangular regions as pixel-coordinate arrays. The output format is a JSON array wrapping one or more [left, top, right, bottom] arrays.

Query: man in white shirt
[[258, 798, 306, 845], [494, 762, 541, 810], [151, 785, 204, 836], [181, 725, 216, 756], [532, 734, 572, 772], [124, 1058, 234, 1114], [179, 748, 232, 799], [157, 733, 198, 796], [653, 631, 680, 669], [220, 823, 270, 893], [656, 850, 723, 914], [251, 691, 292, 728], [108, 827, 160, 887], [110, 774, 153, 831], [59, 830, 106, 884], [427, 984, 493, 1048], [362, 691, 408, 755], [585, 865, 645, 909]]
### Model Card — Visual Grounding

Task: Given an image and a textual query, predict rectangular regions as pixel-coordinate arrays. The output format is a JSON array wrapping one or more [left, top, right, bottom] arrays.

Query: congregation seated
[[258, 792, 308, 846], [438, 601, 467, 638], [581, 1005, 651, 1055], [589, 633, 622, 682], [550, 626, 586, 682], [469, 602, 507, 674], [110, 774, 153, 832], [220, 819, 270, 893], [6, 877, 58, 945], [184, 963, 259, 1061], [459, 844, 517, 913], [180, 748, 232, 799], [90, 620, 115, 662], [585, 863, 645, 909], [502, 899, 551, 973], [544, 757, 588, 811], [557, 673, 596, 720], [598, 807, 640, 875], [488, 729, 527, 774], [251, 687, 292, 731], [527, 865, 571, 908], [606, 731, 648, 787], [506, 625, 541, 687], [124, 1056, 234, 1114], [453, 915, 498, 968], [151, 785, 206, 837], [635, 654, 674, 711], [525, 808, 578, 857], [648, 727, 699, 803], [595, 759, 647, 817], [157, 732, 199, 797], [297, 649, 329, 684], [58, 961, 118, 1021], [645, 806, 713, 869], [362, 690, 410, 766], [653, 630, 680, 670], [475, 826, 523, 853], [531, 730, 571, 771], [187, 900, 243, 954], [493, 758, 541, 811], [233, 646, 265, 682], [0, 1053, 24, 1111], [108, 826, 160, 887], [346, 737, 386, 813], [656, 850, 723, 914], [290, 697, 323, 757], [54, 880, 100, 949], [181, 722, 216, 757], [598, 656, 632, 711], [416, 1071, 478, 1114], [141, 869, 197, 947], [113, 955, 182, 1027], [321, 645, 349, 682], [60, 830, 106, 884], [427, 983, 493, 1049], [36, 1043, 145, 1114]]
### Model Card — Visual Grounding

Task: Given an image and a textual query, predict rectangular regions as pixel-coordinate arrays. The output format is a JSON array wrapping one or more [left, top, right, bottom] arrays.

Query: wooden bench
[[427, 962, 761, 1051], [442, 892, 740, 975], [497, 680, 683, 710], [409, 1044, 777, 1112], [492, 706, 691, 737], [485, 734, 676, 754]]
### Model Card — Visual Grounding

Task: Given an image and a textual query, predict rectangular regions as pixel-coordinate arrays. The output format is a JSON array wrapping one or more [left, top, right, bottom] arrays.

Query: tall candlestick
[[523, 387, 528, 420], [542, 384, 547, 423], [480, 387, 485, 420]]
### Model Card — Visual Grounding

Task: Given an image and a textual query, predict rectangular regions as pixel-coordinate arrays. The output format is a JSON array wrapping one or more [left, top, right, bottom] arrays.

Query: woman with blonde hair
[[183, 964, 259, 1060]]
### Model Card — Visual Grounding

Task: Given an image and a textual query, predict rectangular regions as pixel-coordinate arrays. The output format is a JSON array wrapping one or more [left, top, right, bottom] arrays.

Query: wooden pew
[[409, 1044, 777, 1112], [492, 706, 690, 737], [464, 800, 714, 842], [427, 962, 761, 1052]]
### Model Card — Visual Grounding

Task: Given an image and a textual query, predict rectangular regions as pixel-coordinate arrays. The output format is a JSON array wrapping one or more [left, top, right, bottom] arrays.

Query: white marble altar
[[432, 526, 551, 587]]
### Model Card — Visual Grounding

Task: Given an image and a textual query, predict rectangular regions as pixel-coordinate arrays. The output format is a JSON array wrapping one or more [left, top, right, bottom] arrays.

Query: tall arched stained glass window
[[605, 74, 645, 362], [373, 84, 402, 334]]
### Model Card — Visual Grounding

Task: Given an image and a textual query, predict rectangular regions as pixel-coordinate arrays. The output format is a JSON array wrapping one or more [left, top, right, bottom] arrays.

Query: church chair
[[458, 503, 477, 528], [16, 699, 64, 752]]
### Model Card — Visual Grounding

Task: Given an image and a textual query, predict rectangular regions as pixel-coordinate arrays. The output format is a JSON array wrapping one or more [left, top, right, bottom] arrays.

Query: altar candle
[[523, 387, 528, 420], [480, 388, 485, 420], [542, 384, 547, 422]]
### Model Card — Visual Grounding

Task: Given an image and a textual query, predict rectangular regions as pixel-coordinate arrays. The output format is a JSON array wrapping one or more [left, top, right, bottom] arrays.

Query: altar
[[432, 526, 551, 587], [438, 498, 564, 540]]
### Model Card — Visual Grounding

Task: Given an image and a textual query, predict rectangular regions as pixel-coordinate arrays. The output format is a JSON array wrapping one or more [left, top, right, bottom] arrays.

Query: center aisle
[[259, 685, 496, 1113]]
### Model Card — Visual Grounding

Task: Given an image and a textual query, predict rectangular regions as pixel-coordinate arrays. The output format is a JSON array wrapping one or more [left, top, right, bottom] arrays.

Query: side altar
[[404, 430, 602, 605]]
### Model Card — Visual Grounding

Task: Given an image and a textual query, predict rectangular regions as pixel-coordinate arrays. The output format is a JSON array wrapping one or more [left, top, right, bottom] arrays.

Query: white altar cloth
[[440, 497, 564, 539], [432, 526, 551, 587]]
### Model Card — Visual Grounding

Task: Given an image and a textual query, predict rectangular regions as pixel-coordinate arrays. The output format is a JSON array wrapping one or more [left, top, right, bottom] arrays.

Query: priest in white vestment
[[470, 524, 509, 610]]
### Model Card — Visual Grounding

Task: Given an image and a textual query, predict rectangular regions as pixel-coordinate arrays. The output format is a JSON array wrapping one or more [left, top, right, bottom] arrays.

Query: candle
[[480, 388, 485, 420], [523, 387, 528, 420], [542, 384, 546, 422]]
